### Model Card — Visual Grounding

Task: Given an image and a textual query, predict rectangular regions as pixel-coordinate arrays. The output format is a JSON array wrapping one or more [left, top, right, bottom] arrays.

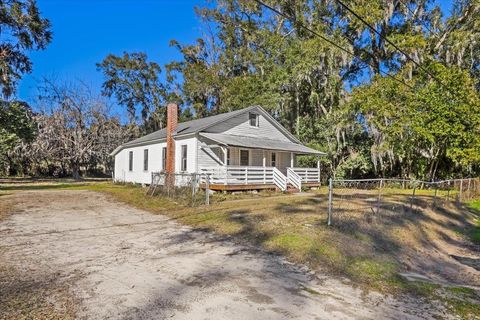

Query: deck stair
[[287, 168, 302, 191], [272, 168, 287, 191]]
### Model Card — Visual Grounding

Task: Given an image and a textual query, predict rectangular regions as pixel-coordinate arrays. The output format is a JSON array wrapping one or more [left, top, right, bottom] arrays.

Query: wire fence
[[146, 172, 211, 207], [327, 178, 480, 226]]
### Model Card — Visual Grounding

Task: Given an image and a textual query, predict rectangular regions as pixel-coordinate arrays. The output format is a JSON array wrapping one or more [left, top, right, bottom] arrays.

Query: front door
[[240, 149, 249, 166]]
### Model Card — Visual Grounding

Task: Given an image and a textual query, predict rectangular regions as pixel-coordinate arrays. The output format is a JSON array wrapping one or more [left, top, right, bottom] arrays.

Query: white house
[[111, 104, 325, 191]]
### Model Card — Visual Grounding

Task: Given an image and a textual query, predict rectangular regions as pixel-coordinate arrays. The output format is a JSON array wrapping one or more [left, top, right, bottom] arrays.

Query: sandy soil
[[0, 190, 454, 319]]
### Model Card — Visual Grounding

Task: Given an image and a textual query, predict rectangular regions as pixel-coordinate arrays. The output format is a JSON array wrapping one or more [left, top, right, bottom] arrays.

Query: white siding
[[205, 112, 292, 142], [175, 136, 198, 174], [114, 142, 166, 184], [197, 135, 224, 168], [277, 152, 294, 174], [113, 136, 198, 184], [114, 149, 127, 182]]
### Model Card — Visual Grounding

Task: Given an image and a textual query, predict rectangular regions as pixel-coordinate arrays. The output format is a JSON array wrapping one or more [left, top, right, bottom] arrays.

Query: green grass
[[420, 283, 480, 318], [468, 200, 480, 212]]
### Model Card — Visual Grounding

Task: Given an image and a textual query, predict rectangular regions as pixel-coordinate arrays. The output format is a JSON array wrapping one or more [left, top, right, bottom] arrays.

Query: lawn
[[1, 181, 479, 318]]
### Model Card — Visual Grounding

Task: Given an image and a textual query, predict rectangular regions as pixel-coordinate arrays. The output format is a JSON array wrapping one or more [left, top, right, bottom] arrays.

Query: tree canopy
[[2, 0, 479, 180], [160, 0, 480, 179], [0, 0, 52, 98], [0, 0, 52, 175]]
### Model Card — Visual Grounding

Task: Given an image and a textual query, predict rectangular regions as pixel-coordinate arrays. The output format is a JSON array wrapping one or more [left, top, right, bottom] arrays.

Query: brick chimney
[[165, 103, 178, 175]]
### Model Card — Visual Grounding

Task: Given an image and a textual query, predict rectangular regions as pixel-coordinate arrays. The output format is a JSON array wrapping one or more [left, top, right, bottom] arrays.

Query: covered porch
[[198, 133, 325, 191]]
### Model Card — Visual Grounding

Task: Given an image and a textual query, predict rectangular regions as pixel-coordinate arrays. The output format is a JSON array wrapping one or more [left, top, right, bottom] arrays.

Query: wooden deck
[[200, 182, 321, 192]]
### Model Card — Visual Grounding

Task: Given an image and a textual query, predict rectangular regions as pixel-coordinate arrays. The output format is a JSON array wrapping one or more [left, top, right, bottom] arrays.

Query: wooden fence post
[[205, 174, 210, 205], [327, 178, 333, 226]]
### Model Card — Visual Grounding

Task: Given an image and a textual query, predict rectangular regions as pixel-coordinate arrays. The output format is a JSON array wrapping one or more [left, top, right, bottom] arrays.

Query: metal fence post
[[327, 178, 333, 226], [205, 174, 210, 205], [410, 185, 416, 212], [459, 179, 463, 202], [376, 178, 383, 214], [191, 174, 196, 206]]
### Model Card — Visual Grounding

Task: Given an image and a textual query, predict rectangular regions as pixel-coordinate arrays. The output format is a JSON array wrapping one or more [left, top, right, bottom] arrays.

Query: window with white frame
[[162, 147, 167, 171], [128, 151, 133, 171], [143, 149, 148, 171], [240, 149, 249, 166], [249, 112, 259, 127], [271, 152, 276, 167], [181, 145, 187, 172]]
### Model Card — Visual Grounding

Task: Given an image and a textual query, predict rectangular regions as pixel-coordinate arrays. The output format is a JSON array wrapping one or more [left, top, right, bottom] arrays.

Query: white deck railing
[[289, 167, 321, 183], [200, 166, 275, 185], [200, 166, 320, 188]]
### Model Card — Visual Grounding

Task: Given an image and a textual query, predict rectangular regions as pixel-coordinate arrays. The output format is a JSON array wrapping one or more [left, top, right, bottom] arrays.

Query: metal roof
[[200, 133, 325, 155], [121, 106, 254, 147]]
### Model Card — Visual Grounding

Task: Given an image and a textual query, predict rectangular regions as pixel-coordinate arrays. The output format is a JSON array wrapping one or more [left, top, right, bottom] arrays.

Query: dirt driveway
[[0, 190, 448, 319]]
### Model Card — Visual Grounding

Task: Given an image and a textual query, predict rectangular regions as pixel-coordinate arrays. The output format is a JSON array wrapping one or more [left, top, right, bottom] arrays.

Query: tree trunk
[[431, 160, 440, 182], [428, 159, 437, 181], [71, 161, 81, 180]]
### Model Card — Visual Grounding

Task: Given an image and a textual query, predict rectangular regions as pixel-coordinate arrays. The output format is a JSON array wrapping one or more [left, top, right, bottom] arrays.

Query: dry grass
[[0, 257, 78, 320], [0, 192, 13, 222], [2, 181, 479, 318], [0, 184, 81, 319]]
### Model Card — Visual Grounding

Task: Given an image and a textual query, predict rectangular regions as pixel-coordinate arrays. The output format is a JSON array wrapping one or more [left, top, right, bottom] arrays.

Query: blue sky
[[18, 0, 454, 106], [19, 0, 206, 102]]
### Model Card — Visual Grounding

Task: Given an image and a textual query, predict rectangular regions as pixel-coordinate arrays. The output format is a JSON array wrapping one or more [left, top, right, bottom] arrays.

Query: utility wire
[[253, 0, 414, 90], [333, 0, 457, 97], [396, 0, 435, 35]]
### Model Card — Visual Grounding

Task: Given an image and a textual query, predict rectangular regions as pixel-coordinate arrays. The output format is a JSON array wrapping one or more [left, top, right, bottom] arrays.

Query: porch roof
[[199, 133, 326, 155]]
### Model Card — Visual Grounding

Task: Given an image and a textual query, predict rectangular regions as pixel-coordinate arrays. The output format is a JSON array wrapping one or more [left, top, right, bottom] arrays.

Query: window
[[181, 145, 187, 172], [162, 147, 167, 171], [226, 148, 231, 165], [143, 149, 149, 171], [240, 149, 249, 166], [271, 152, 276, 167], [128, 151, 133, 171], [249, 112, 259, 127]]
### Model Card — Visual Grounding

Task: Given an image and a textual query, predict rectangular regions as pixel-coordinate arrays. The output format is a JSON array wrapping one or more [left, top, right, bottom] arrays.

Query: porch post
[[222, 146, 228, 186], [317, 158, 321, 183], [290, 152, 294, 168], [262, 150, 266, 184], [222, 146, 227, 165]]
